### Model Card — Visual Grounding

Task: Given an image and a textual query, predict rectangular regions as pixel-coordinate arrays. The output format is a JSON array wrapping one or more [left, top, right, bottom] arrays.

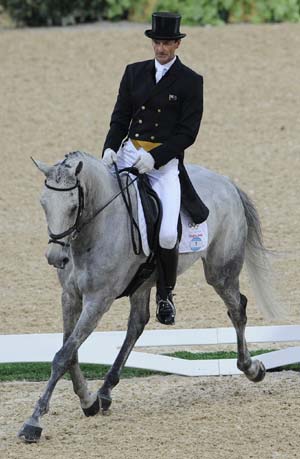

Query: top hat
[[145, 12, 186, 40]]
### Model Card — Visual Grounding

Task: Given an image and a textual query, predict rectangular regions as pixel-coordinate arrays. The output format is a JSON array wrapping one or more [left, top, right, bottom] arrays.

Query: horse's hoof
[[99, 394, 112, 414], [244, 360, 266, 383], [82, 397, 100, 417], [251, 361, 266, 383], [18, 423, 43, 443]]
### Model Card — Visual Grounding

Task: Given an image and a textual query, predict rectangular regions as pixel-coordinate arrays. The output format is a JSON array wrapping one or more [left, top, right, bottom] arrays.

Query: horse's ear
[[31, 157, 52, 177], [75, 161, 83, 176]]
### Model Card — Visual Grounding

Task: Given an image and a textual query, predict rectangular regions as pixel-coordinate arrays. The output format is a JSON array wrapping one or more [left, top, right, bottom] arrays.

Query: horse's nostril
[[63, 257, 69, 266]]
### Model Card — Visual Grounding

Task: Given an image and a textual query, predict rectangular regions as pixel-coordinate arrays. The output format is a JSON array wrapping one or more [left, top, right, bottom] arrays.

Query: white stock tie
[[156, 67, 167, 84]]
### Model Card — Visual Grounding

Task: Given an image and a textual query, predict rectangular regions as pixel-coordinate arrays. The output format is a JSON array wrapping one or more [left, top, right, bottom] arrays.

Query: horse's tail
[[235, 185, 285, 319]]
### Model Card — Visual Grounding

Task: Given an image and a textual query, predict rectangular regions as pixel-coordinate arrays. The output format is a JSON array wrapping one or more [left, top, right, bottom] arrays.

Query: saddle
[[117, 173, 161, 298], [117, 166, 209, 298]]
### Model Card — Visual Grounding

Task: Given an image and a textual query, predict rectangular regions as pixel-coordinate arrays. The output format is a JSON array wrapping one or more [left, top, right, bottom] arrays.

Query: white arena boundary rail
[[0, 325, 300, 376]]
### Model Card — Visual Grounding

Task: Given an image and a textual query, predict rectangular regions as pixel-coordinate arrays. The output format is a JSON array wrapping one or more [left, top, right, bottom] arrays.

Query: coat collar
[[146, 56, 182, 79], [155, 55, 177, 76]]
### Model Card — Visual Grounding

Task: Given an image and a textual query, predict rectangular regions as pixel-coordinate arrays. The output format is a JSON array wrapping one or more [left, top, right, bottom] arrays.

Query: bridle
[[45, 179, 85, 247], [46, 165, 141, 252]]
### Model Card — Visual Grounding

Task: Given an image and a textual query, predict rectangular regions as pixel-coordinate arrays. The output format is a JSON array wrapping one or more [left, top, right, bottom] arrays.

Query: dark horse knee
[[240, 293, 248, 310], [227, 293, 248, 320]]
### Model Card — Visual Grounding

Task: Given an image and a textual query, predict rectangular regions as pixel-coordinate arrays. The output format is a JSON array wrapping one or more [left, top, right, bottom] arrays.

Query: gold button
[[135, 133, 139, 138], [150, 136, 155, 140], [141, 106, 146, 110], [138, 119, 143, 124], [155, 123, 159, 127], [157, 108, 161, 113]]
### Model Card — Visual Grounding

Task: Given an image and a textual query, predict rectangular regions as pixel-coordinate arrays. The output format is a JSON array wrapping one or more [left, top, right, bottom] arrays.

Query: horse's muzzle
[[45, 246, 69, 269], [52, 256, 69, 269]]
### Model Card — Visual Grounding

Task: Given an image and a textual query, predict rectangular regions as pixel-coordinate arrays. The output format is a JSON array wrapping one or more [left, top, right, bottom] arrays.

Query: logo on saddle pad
[[191, 236, 204, 252], [187, 220, 207, 253], [188, 222, 200, 229], [169, 94, 177, 101]]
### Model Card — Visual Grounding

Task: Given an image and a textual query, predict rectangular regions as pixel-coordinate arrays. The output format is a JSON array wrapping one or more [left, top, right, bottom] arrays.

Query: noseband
[[45, 179, 84, 247]]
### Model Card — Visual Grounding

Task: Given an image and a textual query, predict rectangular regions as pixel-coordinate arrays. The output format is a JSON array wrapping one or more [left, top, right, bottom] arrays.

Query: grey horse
[[18, 151, 281, 443]]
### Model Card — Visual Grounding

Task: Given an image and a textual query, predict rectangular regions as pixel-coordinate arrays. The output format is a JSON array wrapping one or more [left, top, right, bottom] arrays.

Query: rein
[[113, 164, 142, 255], [46, 164, 142, 254]]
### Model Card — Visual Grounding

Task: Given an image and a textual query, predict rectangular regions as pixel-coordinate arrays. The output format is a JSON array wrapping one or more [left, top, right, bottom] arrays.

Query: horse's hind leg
[[231, 292, 265, 381], [203, 253, 266, 382], [98, 287, 151, 413]]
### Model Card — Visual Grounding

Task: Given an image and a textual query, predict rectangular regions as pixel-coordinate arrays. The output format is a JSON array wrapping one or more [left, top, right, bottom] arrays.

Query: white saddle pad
[[136, 184, 208, 256]]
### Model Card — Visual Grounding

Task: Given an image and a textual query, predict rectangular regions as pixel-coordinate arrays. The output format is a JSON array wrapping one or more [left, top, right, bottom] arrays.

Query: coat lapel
[[140, 57, 182, 107], [144, 59, 156, 88]]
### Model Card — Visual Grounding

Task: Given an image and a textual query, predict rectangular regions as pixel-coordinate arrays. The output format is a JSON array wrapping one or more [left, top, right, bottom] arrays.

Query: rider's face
[[152, 39, 181, 65]]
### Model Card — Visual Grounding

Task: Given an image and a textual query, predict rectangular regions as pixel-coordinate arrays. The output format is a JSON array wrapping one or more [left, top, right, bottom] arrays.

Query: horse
[[18, 150, 282, 443]]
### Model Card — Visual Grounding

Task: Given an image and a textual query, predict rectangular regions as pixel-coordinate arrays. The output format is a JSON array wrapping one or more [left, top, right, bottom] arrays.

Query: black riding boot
[[156, 243, 179, 325]]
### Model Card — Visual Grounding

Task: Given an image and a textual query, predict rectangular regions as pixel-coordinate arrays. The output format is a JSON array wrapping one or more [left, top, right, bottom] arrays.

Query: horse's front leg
[[97, 287, 151, 413], [61, 289, 100, 415], [18, 295, 112, 443]]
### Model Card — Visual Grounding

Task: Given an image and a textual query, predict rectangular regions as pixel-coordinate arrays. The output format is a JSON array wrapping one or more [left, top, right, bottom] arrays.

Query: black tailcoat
[[103, 57, 209, 223]]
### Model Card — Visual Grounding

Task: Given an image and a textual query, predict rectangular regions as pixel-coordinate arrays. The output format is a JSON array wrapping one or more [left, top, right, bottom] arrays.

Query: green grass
[[0, 350, 299, 382], [0, 362, 161, 382], [168, 350, 269, 360]]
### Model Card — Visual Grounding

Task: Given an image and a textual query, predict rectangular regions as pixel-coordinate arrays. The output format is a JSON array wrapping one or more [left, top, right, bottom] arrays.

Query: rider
[[102, 12, 208, 325]]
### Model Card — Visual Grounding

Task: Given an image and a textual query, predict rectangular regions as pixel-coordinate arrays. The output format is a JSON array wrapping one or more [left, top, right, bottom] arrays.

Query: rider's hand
[[103, 148, 117, 167], [134, 149, 155, 174]]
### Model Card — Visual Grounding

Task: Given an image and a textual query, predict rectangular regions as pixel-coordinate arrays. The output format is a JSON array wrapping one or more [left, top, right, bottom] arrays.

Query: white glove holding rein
[[103, 148, 117, 167], [134, 148, 155, 174]]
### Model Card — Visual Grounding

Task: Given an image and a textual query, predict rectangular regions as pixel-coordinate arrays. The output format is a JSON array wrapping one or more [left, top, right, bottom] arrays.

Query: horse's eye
[[70, 205, 77, 214]]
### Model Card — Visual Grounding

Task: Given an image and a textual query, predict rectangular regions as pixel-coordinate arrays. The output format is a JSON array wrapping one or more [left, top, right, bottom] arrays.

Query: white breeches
[[116, 139, 180, 249]]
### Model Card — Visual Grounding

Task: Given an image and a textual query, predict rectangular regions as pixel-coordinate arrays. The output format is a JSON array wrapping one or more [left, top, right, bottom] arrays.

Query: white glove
[[134, 149, 155, 174], [103, 148, 117, 167]]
